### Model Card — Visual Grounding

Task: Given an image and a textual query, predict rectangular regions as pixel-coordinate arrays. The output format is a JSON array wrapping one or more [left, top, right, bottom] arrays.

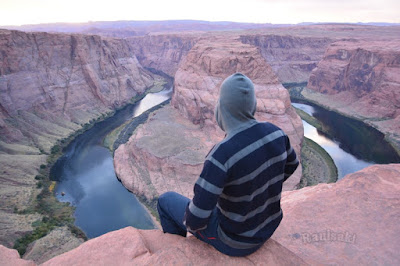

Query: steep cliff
[[127, 34, 199, 77], [240, 34, 333, 83], [2, 164, 399, 265], [0, 29, 156, 249], [114, 36, 303, 206], [306, 40, 400, 151], [0, 29, 154, 150]]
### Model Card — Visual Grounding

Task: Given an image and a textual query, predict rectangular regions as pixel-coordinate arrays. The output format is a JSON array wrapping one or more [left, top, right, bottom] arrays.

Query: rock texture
[[273, 164, 400, 265], [127, 34, 199, 77], [0, 29, 156, 250], [306, 40, 400, 151], [1, 164, 398, 265], [22, 226, 84, 264], [240, 35, 332, 83], [0, 29, 154, 149], [16, 227, 305, 265], [114, 36, 303, 204], [0, 245, 34, 266]]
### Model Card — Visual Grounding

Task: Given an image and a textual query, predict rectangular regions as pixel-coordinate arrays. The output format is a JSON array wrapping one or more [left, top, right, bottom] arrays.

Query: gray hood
[[215, 73, 257, 135]]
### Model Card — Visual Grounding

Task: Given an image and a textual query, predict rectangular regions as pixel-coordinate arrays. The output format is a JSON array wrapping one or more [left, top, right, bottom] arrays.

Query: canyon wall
[[127, 34, 199, 77], [114, 36, 303, 205], [306, 40, 400, 151], [0, 29, 155, 150], [0, 29, 156, 248], [2, 164, 399, 265], [240, 34, 333, 83]]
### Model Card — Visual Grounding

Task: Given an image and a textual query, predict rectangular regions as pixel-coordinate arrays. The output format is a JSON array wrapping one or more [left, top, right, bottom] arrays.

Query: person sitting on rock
[[157, 73, 299, 257]]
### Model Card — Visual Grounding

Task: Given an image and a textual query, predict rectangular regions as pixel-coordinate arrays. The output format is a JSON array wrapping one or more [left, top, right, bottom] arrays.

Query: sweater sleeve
[[183, 157, 227, 232], [284, 136, 299, 182]]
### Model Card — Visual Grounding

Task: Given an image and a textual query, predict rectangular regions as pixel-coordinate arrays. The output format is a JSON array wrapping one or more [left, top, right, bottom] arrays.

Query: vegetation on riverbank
[[299, 137, 338, 188], [294, 107, 322, 131], [12, 112, 113, 255]]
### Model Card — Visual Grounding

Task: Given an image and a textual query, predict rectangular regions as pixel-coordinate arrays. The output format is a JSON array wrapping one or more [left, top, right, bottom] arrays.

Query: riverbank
[[289, 85, 400, 158], [292, 105, 339, 184], [299, 137, 338, 188]]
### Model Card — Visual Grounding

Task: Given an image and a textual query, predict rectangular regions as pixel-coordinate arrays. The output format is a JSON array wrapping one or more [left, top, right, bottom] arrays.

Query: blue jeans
[[157, 191, 262, 257]]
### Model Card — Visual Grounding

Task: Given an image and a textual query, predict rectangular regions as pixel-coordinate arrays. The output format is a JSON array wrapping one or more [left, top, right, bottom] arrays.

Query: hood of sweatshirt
[[215, 73, 257, 135]]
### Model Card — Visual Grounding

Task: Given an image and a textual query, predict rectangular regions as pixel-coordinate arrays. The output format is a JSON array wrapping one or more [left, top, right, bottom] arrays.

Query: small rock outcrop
[[22, 226, 84, 264], [114, 36, 303, 204], [0, 245, 34, 266]]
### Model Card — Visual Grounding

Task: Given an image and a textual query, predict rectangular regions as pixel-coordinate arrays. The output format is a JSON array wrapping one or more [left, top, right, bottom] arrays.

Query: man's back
[[185, 121, 298, 248]]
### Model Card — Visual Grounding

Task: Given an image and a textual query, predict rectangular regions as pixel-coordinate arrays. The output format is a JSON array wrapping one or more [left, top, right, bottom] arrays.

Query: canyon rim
[[0, 22, 399, 264]]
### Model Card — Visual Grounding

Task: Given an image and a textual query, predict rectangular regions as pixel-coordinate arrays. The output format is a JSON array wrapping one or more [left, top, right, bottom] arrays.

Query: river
[[50, 88, 172, 238], [50, 89, 399, 238], [292, 102, 400, 179]]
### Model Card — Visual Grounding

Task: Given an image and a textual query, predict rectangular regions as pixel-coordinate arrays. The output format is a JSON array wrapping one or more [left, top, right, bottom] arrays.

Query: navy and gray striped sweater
[[184, 121, 299, 249]]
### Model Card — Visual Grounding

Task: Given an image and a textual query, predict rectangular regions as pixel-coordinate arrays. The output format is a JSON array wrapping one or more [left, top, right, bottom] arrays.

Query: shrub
[[51, 145, 60, 154]]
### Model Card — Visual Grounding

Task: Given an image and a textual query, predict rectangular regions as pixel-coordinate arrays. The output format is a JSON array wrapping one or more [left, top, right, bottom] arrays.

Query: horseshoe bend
[[0, 23, 399, 265]]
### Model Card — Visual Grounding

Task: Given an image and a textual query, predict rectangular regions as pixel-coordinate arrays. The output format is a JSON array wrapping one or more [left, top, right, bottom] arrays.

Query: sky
[[0, 0, 399, 26]]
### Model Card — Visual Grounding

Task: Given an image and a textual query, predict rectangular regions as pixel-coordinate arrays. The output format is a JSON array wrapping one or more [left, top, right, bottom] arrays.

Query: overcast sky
[[0, 0, 399, 26]]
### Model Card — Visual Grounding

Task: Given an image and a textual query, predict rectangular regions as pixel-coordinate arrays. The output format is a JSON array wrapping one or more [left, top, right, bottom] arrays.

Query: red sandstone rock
[[0, 245, 34, 266], [273, 164, 400, 265], [240, 35, 332, 83], [41, 227, 306, 265], [127, 34, 199, 77], [0, 29, 154, 148]]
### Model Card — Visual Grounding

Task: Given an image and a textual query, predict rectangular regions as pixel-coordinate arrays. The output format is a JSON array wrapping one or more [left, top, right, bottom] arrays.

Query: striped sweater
[[184, 121, 299, 249]]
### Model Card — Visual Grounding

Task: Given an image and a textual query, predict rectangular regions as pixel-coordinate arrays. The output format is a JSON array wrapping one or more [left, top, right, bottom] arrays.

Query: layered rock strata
[[114, 36, 303, 205], [0, 29, 155, 249], [127, 34, 199, 77], [0, 29, 154, 149], [1, 227, 306, 265], [306, 40, 400, 151], [240, 35, 333, 83]]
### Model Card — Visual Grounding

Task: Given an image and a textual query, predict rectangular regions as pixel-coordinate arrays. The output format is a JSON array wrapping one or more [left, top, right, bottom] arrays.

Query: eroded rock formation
[[306, 40, 400, 150], [240, 35, 332, 83], [0, 29, 156, 250], [0, 29, 154, 150], [114, 36, 303, 205], [127, 34, 199, 77]]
